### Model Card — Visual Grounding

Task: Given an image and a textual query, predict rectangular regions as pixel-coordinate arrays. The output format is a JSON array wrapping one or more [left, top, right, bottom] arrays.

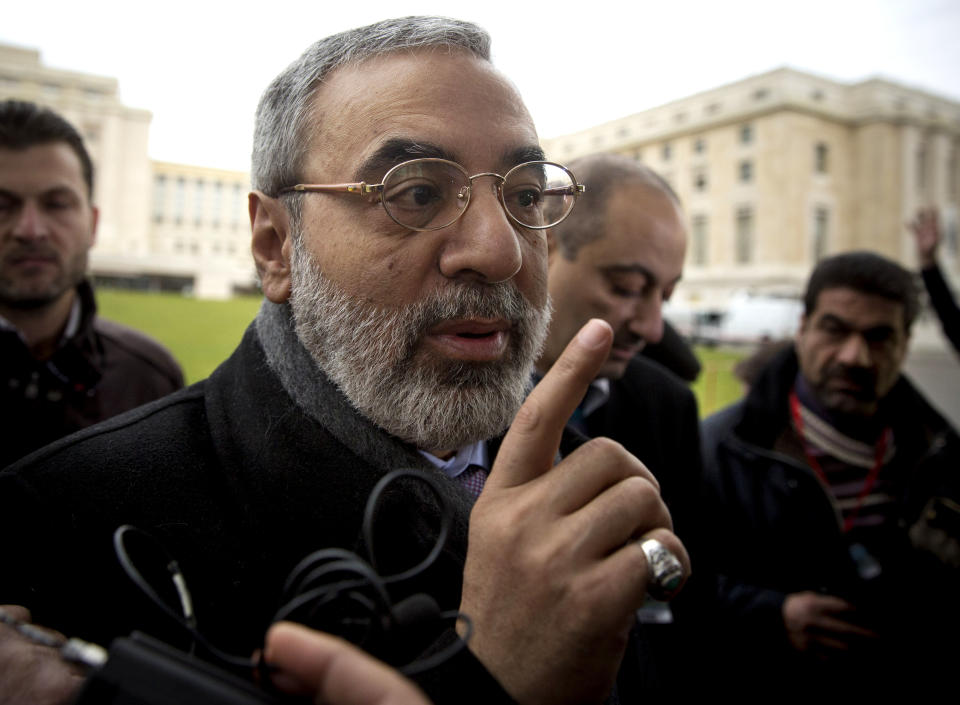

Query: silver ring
[[639, 538, 684, 601]]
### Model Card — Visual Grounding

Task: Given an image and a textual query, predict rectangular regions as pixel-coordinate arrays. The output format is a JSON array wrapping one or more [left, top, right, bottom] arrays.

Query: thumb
[[487, 319, 612, 489]]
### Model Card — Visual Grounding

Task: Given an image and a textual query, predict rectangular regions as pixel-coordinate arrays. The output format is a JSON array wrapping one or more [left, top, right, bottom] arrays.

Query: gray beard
[[288, 238, 552, 452]]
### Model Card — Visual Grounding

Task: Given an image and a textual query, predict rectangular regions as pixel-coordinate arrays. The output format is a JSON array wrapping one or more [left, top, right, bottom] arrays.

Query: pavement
[[904, 342, 960, 429]]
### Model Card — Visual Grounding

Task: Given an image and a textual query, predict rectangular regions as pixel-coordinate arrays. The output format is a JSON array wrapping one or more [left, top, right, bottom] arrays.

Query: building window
[[811, 89, 825, 101], [693, 137, 706, 154], [705, 102, 722, 115], [83, 123, 100, 146], [752, 88, 769, 101], [674, 112, 687, 124], [633, 149, 643, 161], [616, 126, 630, 138], [813, 207, 829, 261], [174, 177, 186, 225], [739, 160, 753, 183], [662, 143, 672, 161], [691, 215, 708, 266], [194, 179, 205, 226], [917, 144, 928, 192], [211, 181, 223, 227], [740, 123, 754, 145], [949, 145, 958, 196], [735, 207, 754, 264], [947, 222, 959, 258], [815, 143, 829, 174], [693, 169, 708, 192], [152, 176, 166, 223], [231, 183, 244, 228], [42, 83, 61, 100]]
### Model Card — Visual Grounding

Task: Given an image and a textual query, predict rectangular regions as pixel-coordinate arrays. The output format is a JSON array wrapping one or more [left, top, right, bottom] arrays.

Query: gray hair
[[553, 153, 681, 260], [251, 16, 491, 198]]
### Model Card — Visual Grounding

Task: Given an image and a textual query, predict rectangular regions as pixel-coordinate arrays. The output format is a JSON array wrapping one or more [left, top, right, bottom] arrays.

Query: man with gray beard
[[0, 17, 688, 705], [288, 233, 550, 452]]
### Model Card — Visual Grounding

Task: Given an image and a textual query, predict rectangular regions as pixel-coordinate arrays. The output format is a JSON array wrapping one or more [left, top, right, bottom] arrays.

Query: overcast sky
[[4, 0, 959, 172]]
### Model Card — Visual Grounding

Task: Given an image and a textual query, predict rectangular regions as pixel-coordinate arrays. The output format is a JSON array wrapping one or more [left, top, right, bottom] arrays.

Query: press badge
[[849, 542, 882, 581]]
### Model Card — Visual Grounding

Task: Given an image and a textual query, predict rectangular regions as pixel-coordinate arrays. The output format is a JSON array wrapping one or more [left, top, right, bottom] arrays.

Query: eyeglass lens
[[381, 161, 577, 230]]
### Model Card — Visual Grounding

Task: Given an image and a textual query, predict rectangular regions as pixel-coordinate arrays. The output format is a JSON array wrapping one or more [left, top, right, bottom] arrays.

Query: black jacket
[[1, 316, 642, 704], [1, 280, 184, 467], [701, 347, 960, 694], [582, 356, 712, 695], [584, 356, 703, 557], [922, 263, 960, 356]]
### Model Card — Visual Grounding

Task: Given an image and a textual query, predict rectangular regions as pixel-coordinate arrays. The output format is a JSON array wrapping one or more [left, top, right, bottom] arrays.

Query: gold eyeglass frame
[[278, 158, 586, 231]]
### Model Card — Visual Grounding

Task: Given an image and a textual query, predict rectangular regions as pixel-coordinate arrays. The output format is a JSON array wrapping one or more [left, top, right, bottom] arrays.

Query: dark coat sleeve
[[699, 404, 790, 645], [921, 264, 960, 356]]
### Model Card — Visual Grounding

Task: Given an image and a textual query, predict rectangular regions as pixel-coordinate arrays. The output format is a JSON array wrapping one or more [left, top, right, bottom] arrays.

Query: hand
[[908, 207, 941, 268], [460, 319, 690, 705], [0, 606, 86, 705], [782, 592, 878, 658], [265, 622, 432, 705]]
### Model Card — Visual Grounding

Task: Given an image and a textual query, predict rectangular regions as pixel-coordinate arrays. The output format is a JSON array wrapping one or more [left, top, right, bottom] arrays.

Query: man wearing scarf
[[701, 251, 960, 697]]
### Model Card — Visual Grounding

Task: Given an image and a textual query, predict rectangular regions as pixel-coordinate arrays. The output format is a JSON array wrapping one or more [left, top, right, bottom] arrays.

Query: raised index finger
[[488, 318, 613, 488]]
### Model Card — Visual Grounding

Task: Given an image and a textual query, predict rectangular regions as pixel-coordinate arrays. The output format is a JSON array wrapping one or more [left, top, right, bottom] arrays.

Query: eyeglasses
[[278, 158, 586, 231]]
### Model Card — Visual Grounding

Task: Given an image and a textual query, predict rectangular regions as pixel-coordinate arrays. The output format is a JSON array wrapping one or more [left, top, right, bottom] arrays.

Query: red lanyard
[[789, 390, 890, 533]]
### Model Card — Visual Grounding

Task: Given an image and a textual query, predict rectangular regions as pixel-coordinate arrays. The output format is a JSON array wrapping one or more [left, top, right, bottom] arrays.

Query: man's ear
[[89, 205, 99, 248], [250, 191, 293, 303], [795, 313, 809, 345]]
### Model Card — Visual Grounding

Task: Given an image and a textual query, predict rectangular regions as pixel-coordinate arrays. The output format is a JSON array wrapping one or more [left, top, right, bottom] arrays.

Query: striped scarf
[[792, 377, 897, 534]]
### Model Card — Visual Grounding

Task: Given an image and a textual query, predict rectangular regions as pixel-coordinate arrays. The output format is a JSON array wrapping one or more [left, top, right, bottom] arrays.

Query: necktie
[[457, 464, 487, 498]]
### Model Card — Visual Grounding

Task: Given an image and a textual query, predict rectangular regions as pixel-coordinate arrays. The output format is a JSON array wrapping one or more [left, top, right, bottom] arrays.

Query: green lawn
[[692, 346, 748, 418], [97, 289, 262, 384], [97, 289, 750, 415]]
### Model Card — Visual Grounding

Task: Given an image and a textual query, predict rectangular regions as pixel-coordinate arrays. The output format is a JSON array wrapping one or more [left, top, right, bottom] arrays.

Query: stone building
[[0, 43, 255, 298], [542, 67, 960, 311], [5, 46, 959, 306]]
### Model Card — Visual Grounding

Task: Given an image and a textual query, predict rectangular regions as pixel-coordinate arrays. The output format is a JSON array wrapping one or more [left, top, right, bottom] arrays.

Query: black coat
[[583, 356, 703, 553], [922, 263, 960, 356], [0, 323, 513, 703], [581, 356, 713, 695], [1, 319, 651, 704]]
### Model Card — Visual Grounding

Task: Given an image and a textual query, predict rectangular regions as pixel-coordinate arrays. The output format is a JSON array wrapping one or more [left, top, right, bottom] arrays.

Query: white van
[[697, 292, 803, 345]]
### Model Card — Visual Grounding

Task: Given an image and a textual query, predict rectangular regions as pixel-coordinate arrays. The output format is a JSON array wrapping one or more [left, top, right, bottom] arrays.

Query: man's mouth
[[609, 341, 643, 362], [824, 370, 877, 401], [7, 251, 59, 269], [424, 318, 511, 362]]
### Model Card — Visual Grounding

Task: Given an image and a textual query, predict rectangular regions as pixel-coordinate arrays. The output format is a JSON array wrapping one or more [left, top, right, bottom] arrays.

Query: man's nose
[[12, 202, 50, 240], [628, 295, 665, 345], [836, 333, 871, 367], [437, 181, 523, 284]]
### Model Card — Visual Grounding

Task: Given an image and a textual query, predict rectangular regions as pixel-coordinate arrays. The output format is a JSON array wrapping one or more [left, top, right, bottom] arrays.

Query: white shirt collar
[[581, 377, 611, 418], [419, 440, 490, 480]]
